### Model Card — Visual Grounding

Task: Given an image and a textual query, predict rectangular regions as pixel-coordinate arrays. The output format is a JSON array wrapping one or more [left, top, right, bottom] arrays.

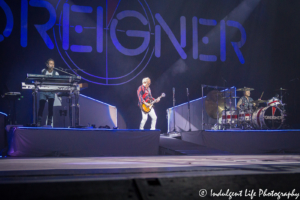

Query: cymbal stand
[[221, 92, 225, 129], [228, 92, 233, 128], [240, 98, 247, 129], [279, 88, 286, 112], [216, 92, 219, 128], [280, 88, 283, 104], [216, 92, 224, 130]]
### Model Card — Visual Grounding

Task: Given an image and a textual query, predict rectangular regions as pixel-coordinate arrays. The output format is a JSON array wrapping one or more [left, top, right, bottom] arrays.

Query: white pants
[[140, 108, 157, 130]]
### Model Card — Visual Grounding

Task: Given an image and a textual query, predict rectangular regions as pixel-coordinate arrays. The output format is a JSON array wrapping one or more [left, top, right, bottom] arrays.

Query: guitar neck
[[151, 96, 161, 105]]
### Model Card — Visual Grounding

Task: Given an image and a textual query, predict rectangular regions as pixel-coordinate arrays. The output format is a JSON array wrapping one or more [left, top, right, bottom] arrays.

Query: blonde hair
[[142, 77, 150, 84]]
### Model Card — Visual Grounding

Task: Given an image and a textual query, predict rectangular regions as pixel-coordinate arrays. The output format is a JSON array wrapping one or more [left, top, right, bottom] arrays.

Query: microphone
[[173, 87, 175, 99], [186, 88, 189, 96]]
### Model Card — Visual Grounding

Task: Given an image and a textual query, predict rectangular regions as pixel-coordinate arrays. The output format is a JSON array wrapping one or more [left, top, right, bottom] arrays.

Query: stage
[[4, 127, 300, 157], [2, 127, 300, 198], [1, 155, 300, 183], [4, 125, 300, 199]]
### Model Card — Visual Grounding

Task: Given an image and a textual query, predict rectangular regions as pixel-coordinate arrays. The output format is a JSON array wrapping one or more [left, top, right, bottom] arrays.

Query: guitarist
[[137, 77, 160, 130]]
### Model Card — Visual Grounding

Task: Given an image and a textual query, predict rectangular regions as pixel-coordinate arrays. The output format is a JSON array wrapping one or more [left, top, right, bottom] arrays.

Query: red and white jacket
[[137, 85, 155, 106]]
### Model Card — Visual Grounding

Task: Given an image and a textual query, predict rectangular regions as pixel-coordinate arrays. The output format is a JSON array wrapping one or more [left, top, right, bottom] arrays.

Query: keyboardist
[[37, 58, 59, 126]]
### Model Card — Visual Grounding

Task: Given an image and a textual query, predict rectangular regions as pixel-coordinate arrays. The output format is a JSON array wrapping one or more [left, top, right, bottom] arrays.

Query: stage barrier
[[167, 87, 236, 132]]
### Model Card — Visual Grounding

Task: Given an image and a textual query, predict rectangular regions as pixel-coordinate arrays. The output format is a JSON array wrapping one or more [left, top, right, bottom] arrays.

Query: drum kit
[[205, 87, 286, 130]]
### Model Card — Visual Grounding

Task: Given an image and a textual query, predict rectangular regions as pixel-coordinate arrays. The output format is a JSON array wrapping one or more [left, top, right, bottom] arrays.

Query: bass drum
[[251, 106, 284, 129]]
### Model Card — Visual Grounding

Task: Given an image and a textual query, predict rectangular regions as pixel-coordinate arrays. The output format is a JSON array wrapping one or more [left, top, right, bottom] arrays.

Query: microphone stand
[[53, 67, 80, 127], [172, 88, 176, 132], [53, 67, 77, 76], [168, 87, 180, 136], [187, 88, 191, 131]]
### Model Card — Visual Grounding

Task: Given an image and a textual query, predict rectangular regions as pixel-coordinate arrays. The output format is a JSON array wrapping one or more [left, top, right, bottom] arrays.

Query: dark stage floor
[[2, 155, 300, 199], [2, 128, 300, 199], [1, 155, 300, 183]]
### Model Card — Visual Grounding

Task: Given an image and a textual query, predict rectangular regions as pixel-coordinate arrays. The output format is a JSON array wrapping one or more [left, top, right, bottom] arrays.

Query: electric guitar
[[141, 93, 166, 113]]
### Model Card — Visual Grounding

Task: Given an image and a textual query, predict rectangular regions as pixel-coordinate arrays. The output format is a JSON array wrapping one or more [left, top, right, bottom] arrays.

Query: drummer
[[237, 88, 256, 110]]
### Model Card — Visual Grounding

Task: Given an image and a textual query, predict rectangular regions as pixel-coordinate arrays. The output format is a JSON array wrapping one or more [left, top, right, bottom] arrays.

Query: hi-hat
[[236, 87, 254, 91], [205, 90, 227, 119]]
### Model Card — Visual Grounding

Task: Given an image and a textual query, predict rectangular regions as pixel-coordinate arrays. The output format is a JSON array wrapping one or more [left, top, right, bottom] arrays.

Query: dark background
[[1, 0, 299, 132]]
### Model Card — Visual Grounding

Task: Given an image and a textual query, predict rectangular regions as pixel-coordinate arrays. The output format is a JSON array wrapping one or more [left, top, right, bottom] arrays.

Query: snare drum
[[238, 110, 252, 121], [267, 97, 282, 107], [251, 106, 284, 129], [221, 110, 238, 124]]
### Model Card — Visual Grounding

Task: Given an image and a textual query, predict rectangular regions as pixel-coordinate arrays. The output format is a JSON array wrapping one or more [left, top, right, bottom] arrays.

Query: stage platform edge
[[181, 129, 300, 154], [6, 127, 160, 157]]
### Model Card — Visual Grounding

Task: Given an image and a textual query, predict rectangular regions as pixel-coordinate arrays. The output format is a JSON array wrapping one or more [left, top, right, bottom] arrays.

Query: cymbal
[[274, 88, 287, 91], [252, 99, 267, 104], [223, 96, 240, 99], [205, 90, 227, 119], [236, 87, 254, 91]]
